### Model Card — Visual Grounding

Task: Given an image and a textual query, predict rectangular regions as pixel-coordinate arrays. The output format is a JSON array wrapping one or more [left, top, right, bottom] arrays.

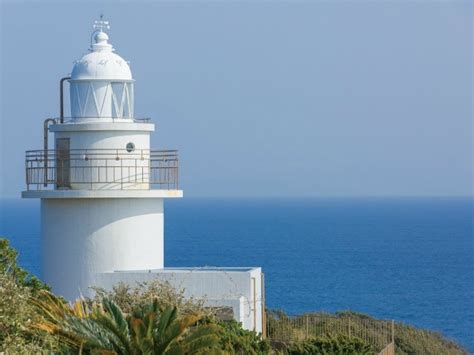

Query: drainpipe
[[43, 118, 56, 187], [252, 277, 257, 331], [60, 76, 71, 123]]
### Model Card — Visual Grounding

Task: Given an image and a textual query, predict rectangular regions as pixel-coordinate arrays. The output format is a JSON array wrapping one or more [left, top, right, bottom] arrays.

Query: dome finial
[[93, 14, 110, 33]]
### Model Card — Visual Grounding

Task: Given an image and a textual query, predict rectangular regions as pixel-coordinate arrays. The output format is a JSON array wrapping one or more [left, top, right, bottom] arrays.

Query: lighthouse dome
[[69, 19, 135, 121], [71, 31, 132, 81]]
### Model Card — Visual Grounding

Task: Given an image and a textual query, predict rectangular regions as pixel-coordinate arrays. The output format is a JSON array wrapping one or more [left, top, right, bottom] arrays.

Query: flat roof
[[111, 267, 259, 273]]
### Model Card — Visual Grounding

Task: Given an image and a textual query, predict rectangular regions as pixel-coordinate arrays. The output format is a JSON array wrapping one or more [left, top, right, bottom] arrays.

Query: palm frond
[[92, 298, 133, 354], [168, 324, 221, 354]]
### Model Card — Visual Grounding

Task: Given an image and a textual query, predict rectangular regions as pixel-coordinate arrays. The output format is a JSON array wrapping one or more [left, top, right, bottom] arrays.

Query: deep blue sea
[[0, 198, 473, 350]]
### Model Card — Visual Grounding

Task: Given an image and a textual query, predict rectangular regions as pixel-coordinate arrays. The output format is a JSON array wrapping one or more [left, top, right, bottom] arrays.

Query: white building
[[22, 18, 264, 334]]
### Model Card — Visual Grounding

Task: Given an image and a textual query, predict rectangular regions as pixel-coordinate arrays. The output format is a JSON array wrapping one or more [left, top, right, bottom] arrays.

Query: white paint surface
[[41, 198, 165, 300], [53, 124, 153, 190], [50, 123, 154, 132], [54, 129, 151, 152]]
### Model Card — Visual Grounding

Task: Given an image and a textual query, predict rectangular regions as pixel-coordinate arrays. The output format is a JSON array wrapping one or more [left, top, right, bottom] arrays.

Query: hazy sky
[[0, 1, 472, 198]]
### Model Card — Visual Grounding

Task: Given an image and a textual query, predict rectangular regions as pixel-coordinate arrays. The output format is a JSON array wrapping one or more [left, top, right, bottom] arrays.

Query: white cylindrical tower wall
[[51, 123, 154, 190], [54, 130, 150, 151], [41, 198, 165, 300]]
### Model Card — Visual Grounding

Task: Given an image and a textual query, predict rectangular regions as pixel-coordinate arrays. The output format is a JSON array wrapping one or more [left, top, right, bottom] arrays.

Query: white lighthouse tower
[[23, 18, 181, 299], [23, 18, 264, 334]]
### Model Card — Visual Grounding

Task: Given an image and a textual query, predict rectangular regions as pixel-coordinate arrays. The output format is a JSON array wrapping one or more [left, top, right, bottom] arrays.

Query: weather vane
[[93, 14, 110, 33]]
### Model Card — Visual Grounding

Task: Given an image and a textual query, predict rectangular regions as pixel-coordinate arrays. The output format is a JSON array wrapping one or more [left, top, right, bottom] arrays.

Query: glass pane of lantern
[[91, 82, 111, 117], [122, 83, 132, 119], [111, 82, 126, 118], [70, 84, 80, 117], [71, 82, 94, 117], [128, 83, 134, 118]]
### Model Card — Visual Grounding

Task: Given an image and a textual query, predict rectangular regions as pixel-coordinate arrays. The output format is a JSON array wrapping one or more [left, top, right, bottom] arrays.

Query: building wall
[[54, 130, 151, 152], [41, 198, 164, 300], [53, 125, 153, 190], [96, 268, 264, 333]]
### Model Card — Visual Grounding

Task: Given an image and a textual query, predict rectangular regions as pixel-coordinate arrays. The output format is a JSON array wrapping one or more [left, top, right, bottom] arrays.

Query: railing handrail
[[44, 117, 152, 123], [25, 148, 179, 191], [26, 149, 178, 158]]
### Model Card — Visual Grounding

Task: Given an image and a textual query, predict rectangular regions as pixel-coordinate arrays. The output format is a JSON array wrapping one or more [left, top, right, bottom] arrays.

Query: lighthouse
[[23, 18, 264, 333]]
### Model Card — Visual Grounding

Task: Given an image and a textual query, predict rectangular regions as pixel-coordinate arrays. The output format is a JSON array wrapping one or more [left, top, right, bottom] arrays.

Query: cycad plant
[[31, 290, 221, 354]]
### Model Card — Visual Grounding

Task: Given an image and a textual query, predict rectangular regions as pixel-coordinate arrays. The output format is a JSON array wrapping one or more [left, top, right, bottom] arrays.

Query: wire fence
[[266, 311, 394, 353]]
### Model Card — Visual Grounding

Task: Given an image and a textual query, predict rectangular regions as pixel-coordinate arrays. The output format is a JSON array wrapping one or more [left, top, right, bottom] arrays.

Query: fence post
[[305, 315, 309, 339], [391, 319, 395, 344]]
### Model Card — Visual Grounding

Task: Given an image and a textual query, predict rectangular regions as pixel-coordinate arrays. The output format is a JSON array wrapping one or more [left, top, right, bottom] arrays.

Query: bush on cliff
[[0, 238, 59, 353], [285, 334, 373, 355]]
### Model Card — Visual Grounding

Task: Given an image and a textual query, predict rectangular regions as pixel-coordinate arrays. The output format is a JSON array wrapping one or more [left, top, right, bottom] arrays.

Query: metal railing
[[25, 149, 178, 190], [266, 312, 395, 354], [43, 117, 152, 124]]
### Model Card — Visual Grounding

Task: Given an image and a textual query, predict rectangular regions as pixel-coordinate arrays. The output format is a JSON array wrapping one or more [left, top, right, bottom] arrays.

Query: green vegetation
[[33, 290, 221, 354], [90, 282, 271, 354], [0, 238, 269, 354], [0, 239, 59, 353], [393, 321, 468, 355], [0, 238, 49, 293], [0, 238, 469, 354], [285, 334, 374, 355], [216, 319, 271, 354], [268, 310, 469, 355]]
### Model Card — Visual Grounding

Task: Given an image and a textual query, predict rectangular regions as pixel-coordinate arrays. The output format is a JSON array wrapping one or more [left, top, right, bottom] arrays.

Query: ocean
[[0, 197, 473, 350]]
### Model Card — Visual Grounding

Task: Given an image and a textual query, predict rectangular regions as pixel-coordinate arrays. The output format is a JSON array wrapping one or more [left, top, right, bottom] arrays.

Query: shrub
[[0, 238, 58, 353], [216, 319, 270, 354], [92, 280, 210, 317], [285, 334, 373, 355], [0, 238, 49, 294], [394, 322, 468, 355]]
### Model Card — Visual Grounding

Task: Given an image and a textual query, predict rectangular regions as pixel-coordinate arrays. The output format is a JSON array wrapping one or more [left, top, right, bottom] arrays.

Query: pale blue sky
[[0, 1, 472, 198]]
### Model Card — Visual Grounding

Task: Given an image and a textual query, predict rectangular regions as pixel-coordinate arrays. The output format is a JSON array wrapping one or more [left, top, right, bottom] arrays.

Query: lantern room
[[69, 20, 134, 121]]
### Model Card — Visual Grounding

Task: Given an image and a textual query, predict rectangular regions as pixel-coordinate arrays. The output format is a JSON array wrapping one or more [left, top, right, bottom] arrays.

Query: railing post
[[25, 159, 29, 191]]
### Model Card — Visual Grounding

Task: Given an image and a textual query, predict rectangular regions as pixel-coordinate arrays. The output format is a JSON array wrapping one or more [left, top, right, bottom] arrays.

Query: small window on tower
[[126, 142, 135, 153]]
